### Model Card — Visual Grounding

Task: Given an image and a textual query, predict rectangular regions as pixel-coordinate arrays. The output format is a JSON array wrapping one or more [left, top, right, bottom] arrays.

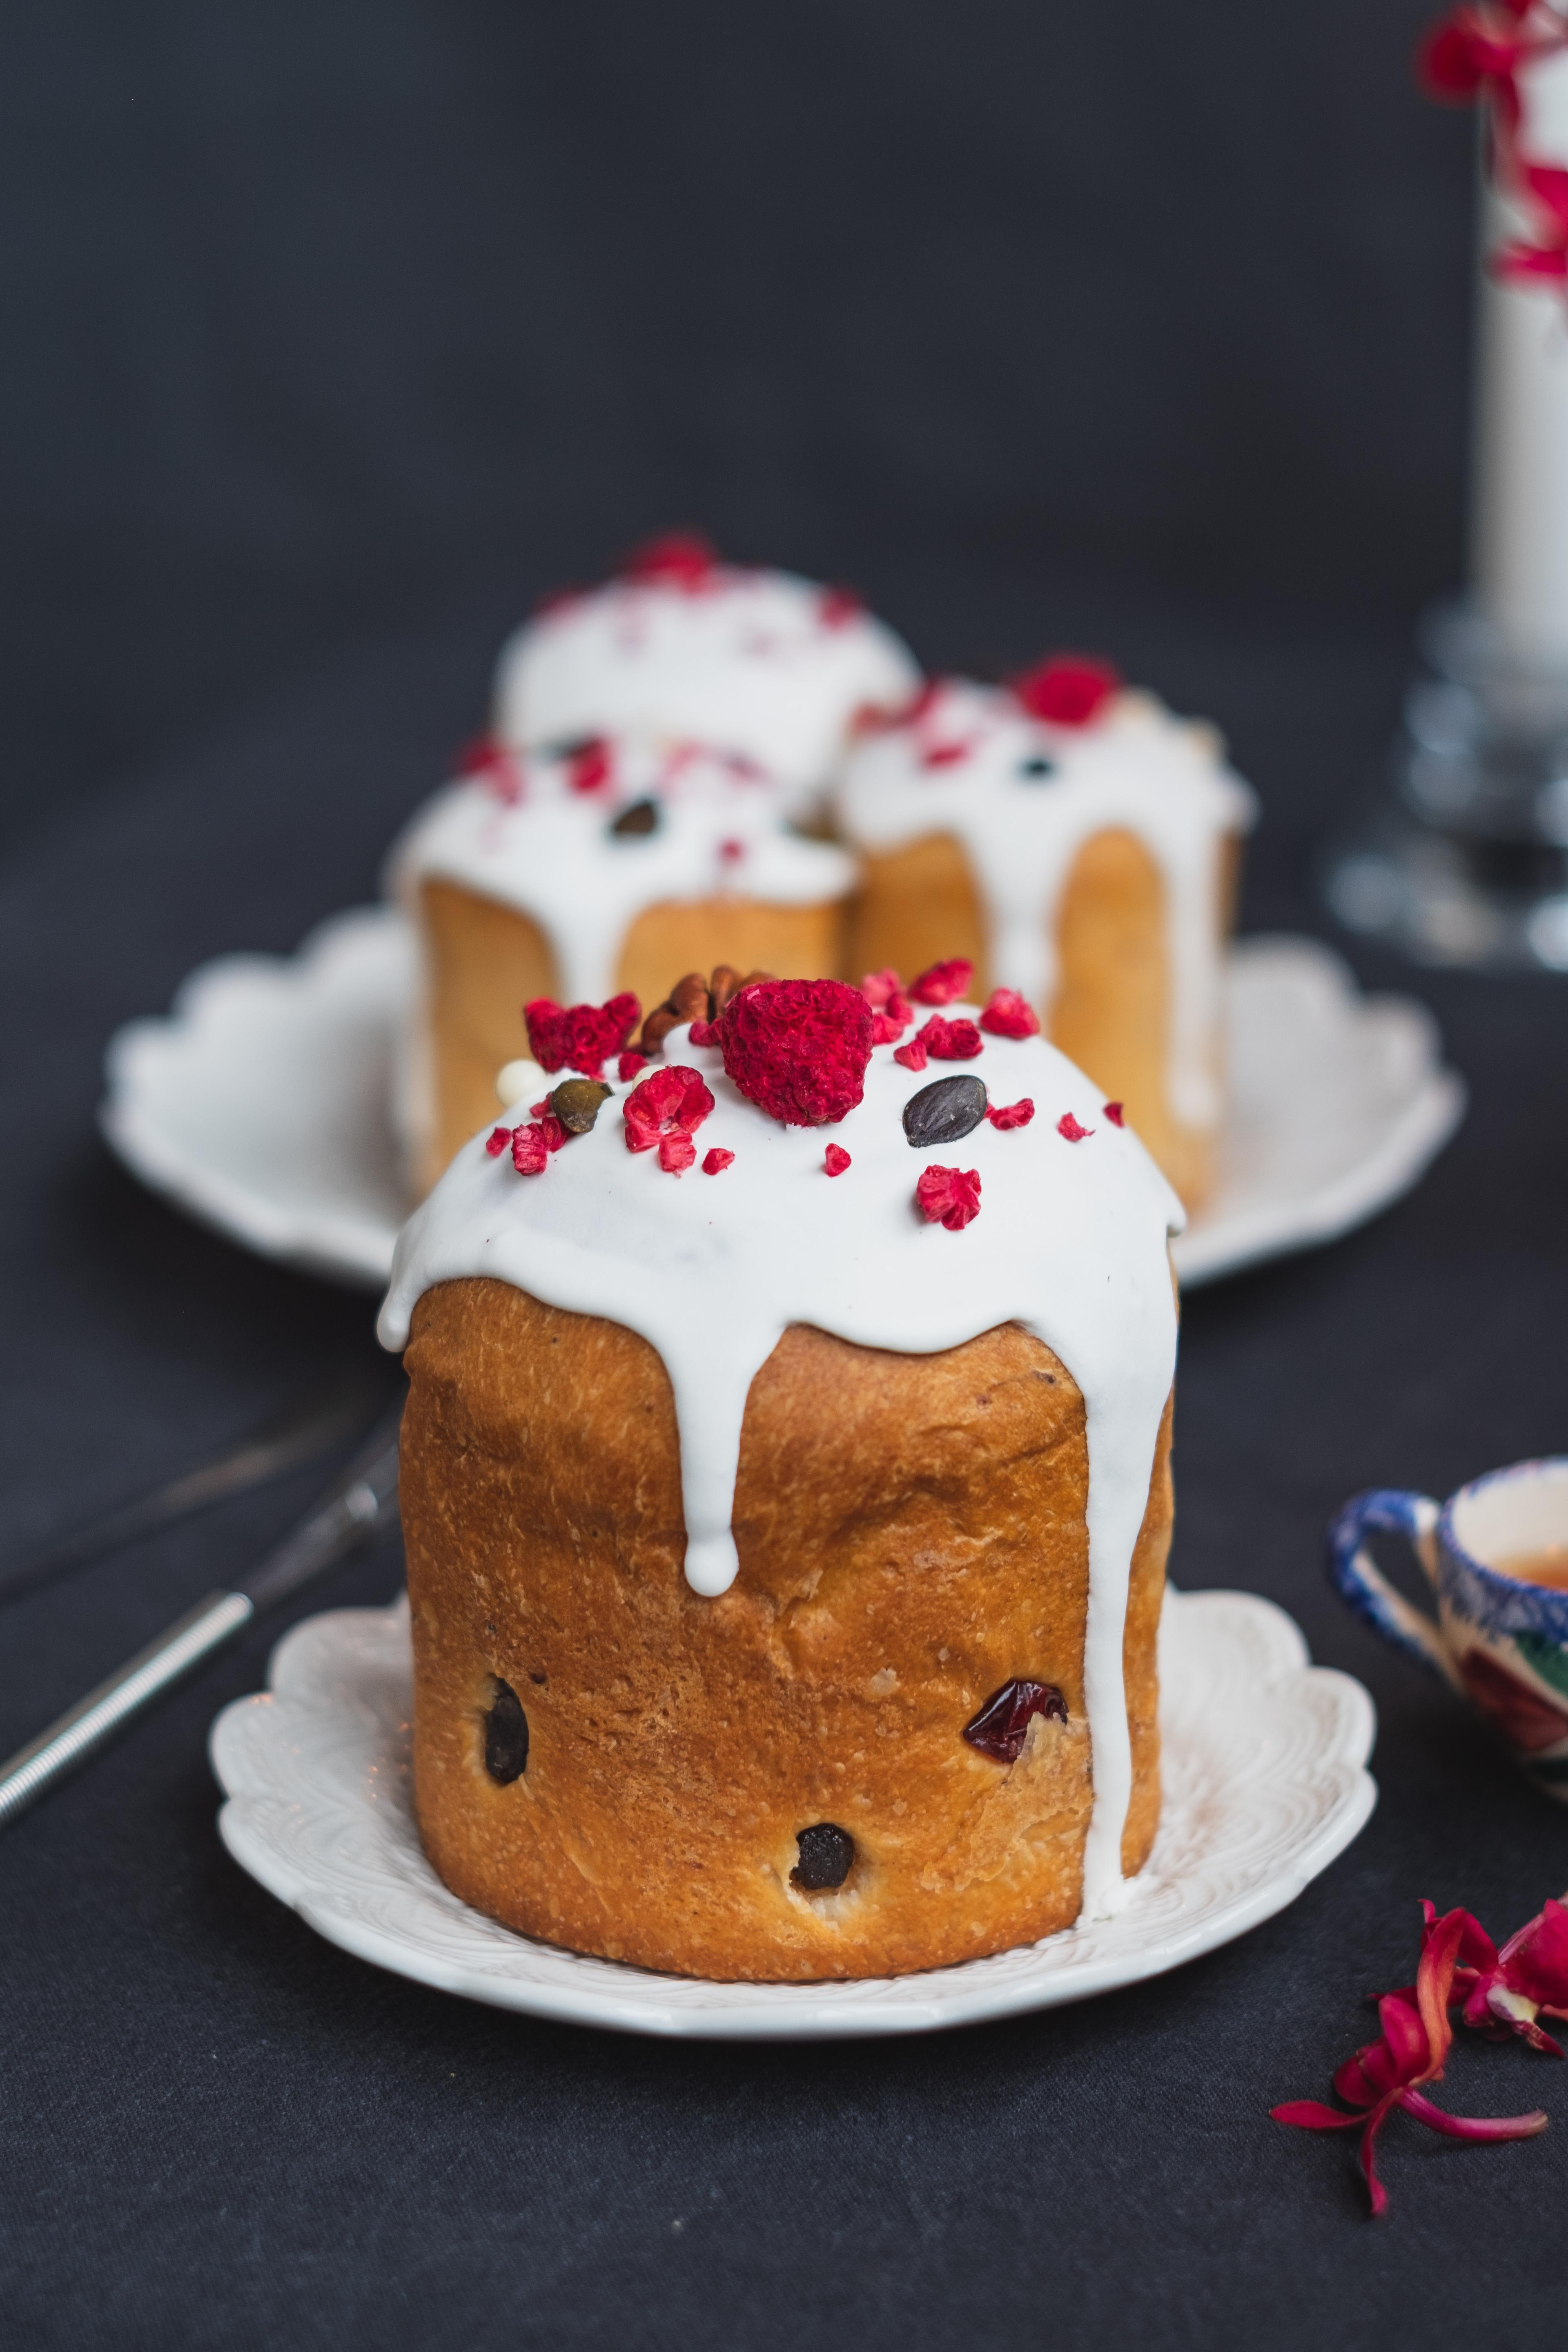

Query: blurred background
[[0, 0, 1472, 880]]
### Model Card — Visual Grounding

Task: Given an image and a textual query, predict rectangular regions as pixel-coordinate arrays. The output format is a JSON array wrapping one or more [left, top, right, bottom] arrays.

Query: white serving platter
[[102, 909, 1464, 1293], [209, 1586, 1376, 2041]]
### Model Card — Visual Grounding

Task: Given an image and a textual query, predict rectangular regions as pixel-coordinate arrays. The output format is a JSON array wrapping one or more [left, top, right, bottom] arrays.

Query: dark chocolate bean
[[790, 1822, 855, 1891], [902, 1074, 989, 1148], [962, 1679, 1067, 1764], [483, 1678, 529, 1783], [548, 1078, 612, 1134], [610, 797, 660, 837]]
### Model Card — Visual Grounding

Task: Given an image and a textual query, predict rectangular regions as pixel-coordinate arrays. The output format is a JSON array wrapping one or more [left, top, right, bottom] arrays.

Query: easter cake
[[378, 967, 1184, 1982]]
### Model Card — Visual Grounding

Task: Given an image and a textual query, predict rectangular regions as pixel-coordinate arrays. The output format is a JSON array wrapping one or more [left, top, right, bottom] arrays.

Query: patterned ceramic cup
[[1329, 1459, 1568, 1799]]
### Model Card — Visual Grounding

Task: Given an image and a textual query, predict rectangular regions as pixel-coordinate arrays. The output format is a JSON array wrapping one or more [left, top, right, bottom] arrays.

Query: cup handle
[[1326, 1488, 1461, 1690]]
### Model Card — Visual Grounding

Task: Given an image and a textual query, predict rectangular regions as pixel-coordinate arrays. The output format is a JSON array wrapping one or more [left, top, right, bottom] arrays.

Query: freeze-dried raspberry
[[860, 969, 904, 1009], [979, 989, 1040, 1040], [824, 1144, 851, 1176], [618, 1051, 647, 1082], [623, 1066, 715, 1154], [987, 1099, 1035, 1130], [702, 1147, 734, 1175], [564, 737, 612, 795], [818, 585, 863, 629], [893, 1036, 928, 1074], [871, 1000, 913, 1045], [910, 960, 973, 1006], [485, 1127, 512, 1157], [535, 1115, 568, 1154], [687, 1018, 718, 1047], [1104, 1100, 1125, 1127], [621, 530, 718, 589], [524, 993, 641, 1077], [1012, 654, 1120, 728], [658, 1132, 697, 1174], [918, 1016, 982, 1061], [511, 1125, 549, 1176], [717, 979, 873, 1126], [915, 1164, 982, 1230], [1058, 1112, 1094, 1141]]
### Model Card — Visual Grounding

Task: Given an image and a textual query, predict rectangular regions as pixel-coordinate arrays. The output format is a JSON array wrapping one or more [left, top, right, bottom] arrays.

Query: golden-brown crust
[[843, 827, 1232, 1207], [413, 878, 848, 1192], [399, 1276, 1172, 1981]]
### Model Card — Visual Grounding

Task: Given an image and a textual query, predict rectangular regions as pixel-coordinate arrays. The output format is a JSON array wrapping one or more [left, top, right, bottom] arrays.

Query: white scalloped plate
[[100, 910, 1465, 1293], [209, 1588, 1375, 2040]]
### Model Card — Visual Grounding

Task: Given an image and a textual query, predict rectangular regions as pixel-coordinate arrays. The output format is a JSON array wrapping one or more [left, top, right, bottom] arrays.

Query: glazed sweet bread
[[494, 531, 920, 809], [390, 535, 919, 1194], [379, 969, 1184, 1982], [835, 660, 1255, 1207], [389, 734, 855, 1194]]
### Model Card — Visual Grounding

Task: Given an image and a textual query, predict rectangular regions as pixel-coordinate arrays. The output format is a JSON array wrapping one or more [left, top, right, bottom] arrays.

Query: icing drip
[[836, 682, 1257, 1130], [495, 564, 920, 796], [387, 735, 856, 1009], [379, 1016, 1183, 1921]]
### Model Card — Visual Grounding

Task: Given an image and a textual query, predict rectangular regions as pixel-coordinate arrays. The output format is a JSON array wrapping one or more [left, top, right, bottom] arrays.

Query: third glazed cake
[[377, 972, 1184, 1981], [835, 658, 1256, 1207]]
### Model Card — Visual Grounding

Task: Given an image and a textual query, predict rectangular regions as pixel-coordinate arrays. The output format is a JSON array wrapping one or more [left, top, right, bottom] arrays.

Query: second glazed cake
[[835, 659, 1256, 1207]]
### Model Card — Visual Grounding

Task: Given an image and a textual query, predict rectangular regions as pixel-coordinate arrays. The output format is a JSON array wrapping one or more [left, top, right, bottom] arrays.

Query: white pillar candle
[[1474, 49, 1568, 665]]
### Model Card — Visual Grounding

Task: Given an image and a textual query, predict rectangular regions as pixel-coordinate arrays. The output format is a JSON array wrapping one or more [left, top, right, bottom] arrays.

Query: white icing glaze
[[388, 735, 857, 1008], [379, 1015, 1183, 1920], [495, 564, 920, 795], [835, 682, 1257, 1129]]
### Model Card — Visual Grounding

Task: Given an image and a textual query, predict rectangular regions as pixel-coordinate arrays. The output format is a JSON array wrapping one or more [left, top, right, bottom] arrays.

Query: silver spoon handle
[[0, 1590, 254, 1829]]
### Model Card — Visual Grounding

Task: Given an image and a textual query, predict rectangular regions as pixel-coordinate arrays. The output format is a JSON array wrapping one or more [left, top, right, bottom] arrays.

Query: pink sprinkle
[[824, 1144, 851, 1176], [1058, 1112, 1094, 1142], [659, 1132, 697, 1174], [988, 1099, 1035, 1130], [893, 1037, 929, 1073], [1104, 1100, 1125, 1126], [511, 1125, 549, 1176], [618, 1052, 648, 1082], [486, 1127, 512, 1157], [979, 988, 1040, 1040], [702, 1147, 735, 1175]]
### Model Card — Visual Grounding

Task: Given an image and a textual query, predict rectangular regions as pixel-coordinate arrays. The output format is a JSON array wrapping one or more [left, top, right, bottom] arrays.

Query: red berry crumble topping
[[823, 1144, 851, 1176], [1104, 1100, 1125, 1127], [915, 1014, 982, 1062], [1057, 1112, 1094, 1141], [621, 530, 720, 591], [524, 993, 641, 1078], [987, 1098, 1035, 1130], [1011, 654, 1120, 728], [915, 1164, 982, 1230], [978, 988, 1040, 1040], [702, 1147, 734, 1175], [910, 958, 973, 1006], [717, 978, 873, 1126], [623, 1067, 715, 1166], [618, 1051, 648, 1082]]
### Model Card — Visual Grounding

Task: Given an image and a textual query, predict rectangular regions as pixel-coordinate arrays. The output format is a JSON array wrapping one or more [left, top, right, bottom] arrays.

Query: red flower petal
[[914, 1164, 982, 1230], [1398, 2089, 1548, 2141], [987, 1098, 1035, 1130], [910, 959, 974, 1006], [978, 988, 1039, 1039], [702, 1147, 734, 1175], [1058, 1112, 1094, 1141], [1011, 653, 1120, 728], [824, 1143, 851, 1176], [1270, 2102, 1364, 2132]]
